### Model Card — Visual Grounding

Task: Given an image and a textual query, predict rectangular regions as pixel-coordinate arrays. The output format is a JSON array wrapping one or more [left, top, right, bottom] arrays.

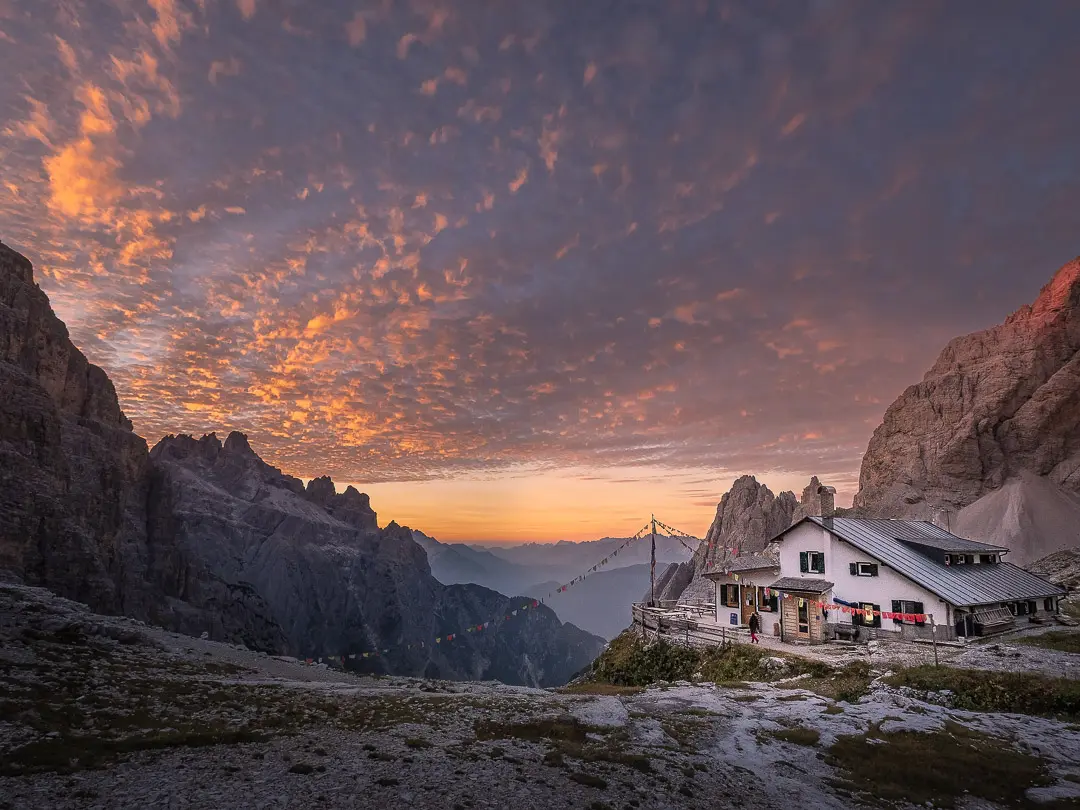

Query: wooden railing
[[631, 602, 751, 649]]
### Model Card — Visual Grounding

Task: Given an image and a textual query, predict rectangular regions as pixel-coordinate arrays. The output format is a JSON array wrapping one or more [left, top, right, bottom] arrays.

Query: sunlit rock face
[[854, 257, 1080, 540], [0, 242, 602, 685]]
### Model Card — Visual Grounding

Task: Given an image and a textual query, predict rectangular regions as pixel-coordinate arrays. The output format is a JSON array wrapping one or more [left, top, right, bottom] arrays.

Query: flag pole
[[650, 513, 657, 606]]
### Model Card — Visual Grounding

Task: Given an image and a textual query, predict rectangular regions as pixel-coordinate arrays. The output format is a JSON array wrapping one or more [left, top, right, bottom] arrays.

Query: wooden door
[[797, 600, 810, 636], [741, 588, 756, 625]]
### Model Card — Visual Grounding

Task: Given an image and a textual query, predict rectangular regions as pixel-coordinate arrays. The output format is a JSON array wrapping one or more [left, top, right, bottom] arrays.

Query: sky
[[1, 1, 1079, 542]]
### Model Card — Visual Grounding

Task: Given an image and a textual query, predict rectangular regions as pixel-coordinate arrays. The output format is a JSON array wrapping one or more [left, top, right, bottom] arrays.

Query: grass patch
[[1, 729, 269, 775], [584, 630, 844, 690], [475, 716, 597, 745], [731, 694, 760, 703], [822, 704, 844, 715], [405, 737, 433, 749], [1015, 631, 1080, 654], [886, 666, 1080, 719], [475, 717, 652, 775], [772, 727, 820, 747], [826, 723, 1051, 808], [795, 661, 873, 703]]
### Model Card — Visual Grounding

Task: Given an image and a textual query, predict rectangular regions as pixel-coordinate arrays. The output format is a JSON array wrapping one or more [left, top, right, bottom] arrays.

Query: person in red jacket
[[748, 611, 761, 644]]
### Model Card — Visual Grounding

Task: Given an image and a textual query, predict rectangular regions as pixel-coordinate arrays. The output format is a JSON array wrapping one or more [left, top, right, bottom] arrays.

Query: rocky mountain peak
[[305, 475, 337, 505], [1024, 256, 1080, 321], [0, 240, 33, 284], [0, 240, 132, 430], [223, 430, 256, 456], [853, 254, 1080, 563], [855, 254, 1080, 529], [653, 474, 801, 603]]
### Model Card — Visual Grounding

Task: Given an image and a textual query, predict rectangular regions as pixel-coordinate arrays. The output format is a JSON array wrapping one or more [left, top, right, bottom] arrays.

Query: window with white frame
[[849, 562, 879, 577], [800, 551, 825, 574]]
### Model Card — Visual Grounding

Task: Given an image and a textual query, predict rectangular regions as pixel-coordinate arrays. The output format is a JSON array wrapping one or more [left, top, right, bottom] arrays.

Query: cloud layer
[[1, 0, 1078, 538]]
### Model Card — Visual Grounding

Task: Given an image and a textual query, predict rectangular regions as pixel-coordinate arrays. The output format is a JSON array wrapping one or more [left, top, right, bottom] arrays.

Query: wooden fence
[[631, 603, 751, 649]]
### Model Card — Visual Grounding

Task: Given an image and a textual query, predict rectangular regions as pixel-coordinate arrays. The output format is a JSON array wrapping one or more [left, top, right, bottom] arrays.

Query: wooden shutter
[[913, 602, 925, 626], [800, 551, 808, 573], [849, 562, 858, 575], [869, 564, 878, 576], [815, 555, 825, 574], [891, 599, 903, 624]]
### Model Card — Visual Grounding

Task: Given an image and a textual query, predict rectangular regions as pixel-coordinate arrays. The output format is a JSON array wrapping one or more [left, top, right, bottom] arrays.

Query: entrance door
[[797, 600, 810, 636], [741, 588, 756, 625]]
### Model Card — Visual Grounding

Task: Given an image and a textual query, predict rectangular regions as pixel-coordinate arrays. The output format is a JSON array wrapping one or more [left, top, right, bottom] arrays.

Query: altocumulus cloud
[[0, 0, 1078, 506]]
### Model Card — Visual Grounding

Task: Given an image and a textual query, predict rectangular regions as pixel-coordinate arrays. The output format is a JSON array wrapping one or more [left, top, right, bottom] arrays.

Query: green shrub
[[1015, 631, 1080, 654], [588, 633, 700, 686]]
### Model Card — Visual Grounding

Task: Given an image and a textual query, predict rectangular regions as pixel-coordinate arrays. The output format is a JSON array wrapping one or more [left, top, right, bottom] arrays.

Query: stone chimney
[[817, 485, 836, 519]]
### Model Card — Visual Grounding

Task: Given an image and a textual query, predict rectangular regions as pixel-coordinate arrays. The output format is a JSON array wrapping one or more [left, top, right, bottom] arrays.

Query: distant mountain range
[[411, 531, 692, 638], [524, 564, 653, 640]]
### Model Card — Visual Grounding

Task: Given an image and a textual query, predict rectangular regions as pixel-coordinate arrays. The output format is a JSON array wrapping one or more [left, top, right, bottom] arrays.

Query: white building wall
[[777, 521, 950, 633]]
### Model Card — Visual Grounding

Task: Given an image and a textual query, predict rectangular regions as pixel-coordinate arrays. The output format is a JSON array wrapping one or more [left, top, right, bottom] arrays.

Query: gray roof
[[802, 517, 1066, 607], [769, 577, 834, 593], [866, 520, 1007, 553], [703, 554, 780, 580], [729, 554, 780, 572]]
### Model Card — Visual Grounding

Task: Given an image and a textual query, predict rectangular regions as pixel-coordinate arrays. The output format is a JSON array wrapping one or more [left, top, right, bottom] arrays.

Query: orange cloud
[[346, 13, 367, 46]]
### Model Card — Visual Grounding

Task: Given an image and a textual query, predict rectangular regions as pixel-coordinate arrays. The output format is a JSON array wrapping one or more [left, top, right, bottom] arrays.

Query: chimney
[[817, 485, 836, 519]]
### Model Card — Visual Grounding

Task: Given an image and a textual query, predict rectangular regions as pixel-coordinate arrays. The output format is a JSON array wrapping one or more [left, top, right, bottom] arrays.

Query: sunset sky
[[1, 1, 1078, 542]]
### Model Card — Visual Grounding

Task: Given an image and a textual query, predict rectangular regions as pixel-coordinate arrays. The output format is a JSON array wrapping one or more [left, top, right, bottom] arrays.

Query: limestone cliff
[[856, 256, 1080, 514], [853, 256, 1080, 561], [0, 240, 156, 615]]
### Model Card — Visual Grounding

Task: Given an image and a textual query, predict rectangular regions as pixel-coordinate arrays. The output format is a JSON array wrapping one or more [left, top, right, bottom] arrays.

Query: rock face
[[0, 240, 156, 616], [0, 241, 603, 686], [855, 257, 1080, 524], [653, 475, 798, 603], [151, 431, 603, 684]]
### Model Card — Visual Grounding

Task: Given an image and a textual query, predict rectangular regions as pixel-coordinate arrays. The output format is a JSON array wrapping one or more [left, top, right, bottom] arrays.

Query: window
[[853, 603, 881, 629], [891, 600, 925, 626], [800, 551, 825, 574], [947, 554, 971, 565], [849, 562, 879, 577], [979, 554, 998, 564], [1027, 600, 1037, 615], [761, 591, 779, 613], [1044, 598, 1055, 612], [719, 584, 739, 607]]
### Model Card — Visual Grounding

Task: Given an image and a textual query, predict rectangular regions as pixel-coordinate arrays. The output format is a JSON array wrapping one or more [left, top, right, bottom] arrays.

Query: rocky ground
[[3, 584, 1080, 810]]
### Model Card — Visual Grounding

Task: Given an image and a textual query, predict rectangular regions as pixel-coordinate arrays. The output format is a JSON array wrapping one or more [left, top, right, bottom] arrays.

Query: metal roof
[[769, 577, 834, 593], [854, 519, 1008, 553], [800, 517, 1066, 607]]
